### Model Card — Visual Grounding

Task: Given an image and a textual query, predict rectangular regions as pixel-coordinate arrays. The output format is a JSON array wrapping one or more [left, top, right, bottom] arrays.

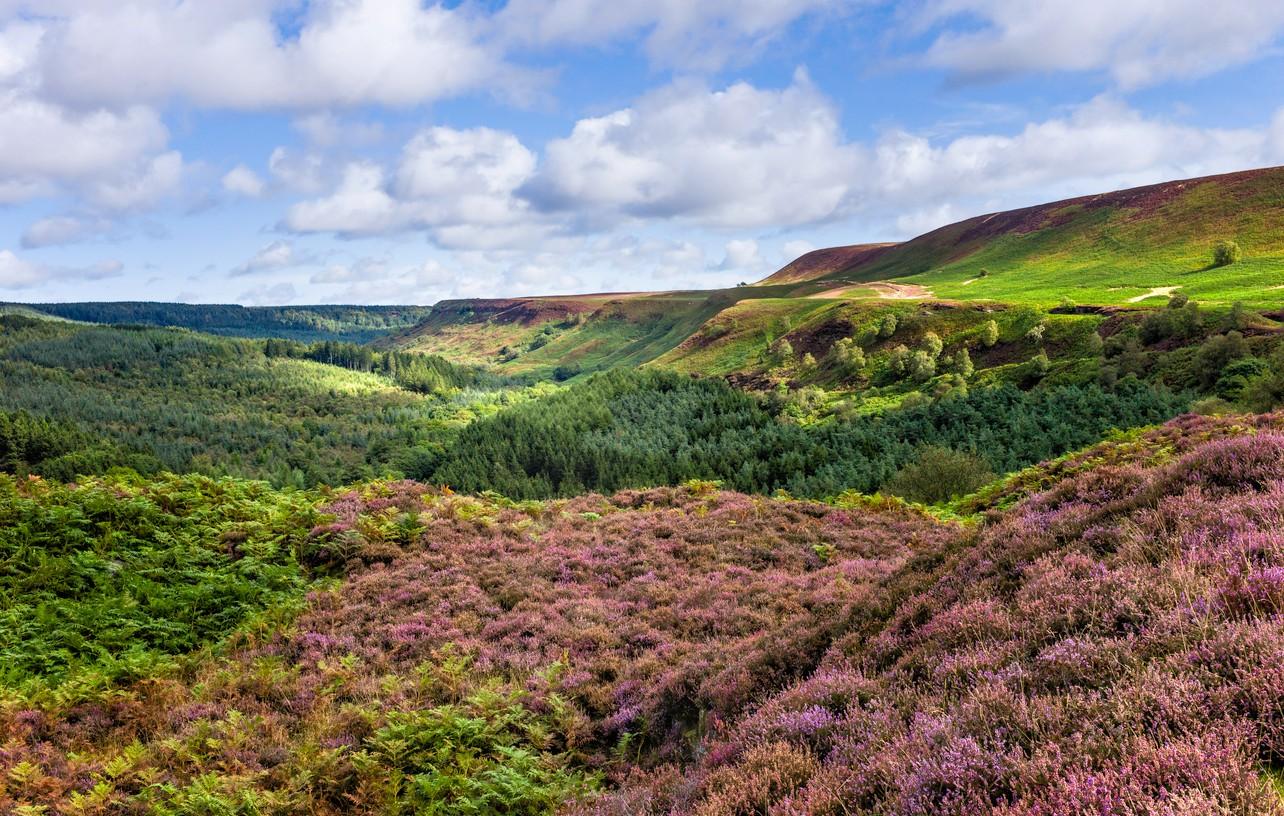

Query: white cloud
[[85, 150, 183, 212], [222, 165, 265, 198], [284, 162, 407, 237], [21, 215, 111, 248], [232, 240, 301, 276], [720, 239, 764, 273], [285, 126, 548, 249], [864, 96, 1272, 216], [30, 0, 527, 110], [780, 239, 815, 263], [527, 73, 861, 229], [0, 90, 172, 206], [0, 249, 122, 289], [495, 0, 846, 69], [0, 249, 41, 287], [269, 147, 328, 195], [281, 79, 1284, 275], [1271, 110, 1284, 162], [920, 0, 1284, 88]]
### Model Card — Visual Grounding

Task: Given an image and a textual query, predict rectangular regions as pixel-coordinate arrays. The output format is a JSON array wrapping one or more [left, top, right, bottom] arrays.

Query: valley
[[6, 168, 1284, 814]]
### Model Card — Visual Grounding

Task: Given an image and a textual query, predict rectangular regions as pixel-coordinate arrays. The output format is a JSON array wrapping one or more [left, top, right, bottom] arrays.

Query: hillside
[[7, 413, 1284, 813], [771, 166, 1284, 305], [758, 243, 897, 285], [390, 285, 820, 377], [391, 168, 1284, 383], [0, 316, 507, 486], [11, 302, 434, 343]]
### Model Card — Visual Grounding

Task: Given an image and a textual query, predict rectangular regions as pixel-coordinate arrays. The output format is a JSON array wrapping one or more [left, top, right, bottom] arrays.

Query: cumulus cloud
[[84, 150, 183, 212], [231, 240, 304, 276], [27, 0, 527, 110], [0, 249, 122, 289], [919, 0, 1284, 88], [864, 96, 1273, 215], [281, 76, 1284, 265], [222, 165, 265, 198], [526, 73, 861, 229], [285, 126, 548, 249], [20, 215, 111, 248], [719, 239, 765, 274], [0, 249, 41, 288], [268, 147, 328, 195], [284, 162, 405, 237], [0, 89, 175, 208]]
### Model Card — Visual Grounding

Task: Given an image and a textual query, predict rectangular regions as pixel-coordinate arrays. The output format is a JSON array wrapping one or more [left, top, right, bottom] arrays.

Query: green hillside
[[391, 168, 1284, 383], [391, 284, 824, 378], [791, 166, 1284, 305], [11, 302, 434, 342], [0, 316, 513, 486]]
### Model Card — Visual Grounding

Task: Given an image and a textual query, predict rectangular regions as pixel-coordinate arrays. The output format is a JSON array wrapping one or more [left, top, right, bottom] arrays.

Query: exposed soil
[[810, 282, 934, 300], [1127, 286, 1180, 304]]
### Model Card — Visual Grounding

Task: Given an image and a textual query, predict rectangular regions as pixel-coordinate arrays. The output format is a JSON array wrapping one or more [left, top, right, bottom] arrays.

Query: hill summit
[[759, 165, 1284, 304]]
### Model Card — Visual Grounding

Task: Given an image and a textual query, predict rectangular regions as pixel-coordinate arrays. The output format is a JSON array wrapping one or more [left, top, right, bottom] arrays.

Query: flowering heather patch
[[587, 427, 1284, 814], [9, 415, 1284, 813], [961, 410, 1284, 514], [0, 481, 940, 813]]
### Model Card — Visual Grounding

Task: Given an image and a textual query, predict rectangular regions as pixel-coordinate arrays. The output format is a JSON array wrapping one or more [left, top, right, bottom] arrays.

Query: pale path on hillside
[[811, 282, 935, 300], [1128, 286, 1180, 303]]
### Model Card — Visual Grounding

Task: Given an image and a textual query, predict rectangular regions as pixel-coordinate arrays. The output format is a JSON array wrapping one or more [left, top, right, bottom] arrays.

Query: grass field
[[808, 167, 1284, 306]]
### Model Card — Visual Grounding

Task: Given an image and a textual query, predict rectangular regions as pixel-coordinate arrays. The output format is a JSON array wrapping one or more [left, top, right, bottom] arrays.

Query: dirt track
[[810, 282, 934, 300]]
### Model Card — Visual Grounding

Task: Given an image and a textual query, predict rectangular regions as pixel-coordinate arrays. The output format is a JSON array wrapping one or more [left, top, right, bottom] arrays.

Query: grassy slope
[[813, 166, 1284, 305], [394, 286, 817, 377]]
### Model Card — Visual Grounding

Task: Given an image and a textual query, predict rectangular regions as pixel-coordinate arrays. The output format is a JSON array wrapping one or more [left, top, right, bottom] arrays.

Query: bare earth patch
[[1128, 285, 1180, 303], [811, 281, 934, 300]]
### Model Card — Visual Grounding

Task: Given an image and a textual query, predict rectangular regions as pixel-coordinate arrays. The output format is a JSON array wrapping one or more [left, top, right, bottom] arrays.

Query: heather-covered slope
[[590, 414, 1284, 814], [0, 480, 942, 813], [7, 415, 1284, 813]]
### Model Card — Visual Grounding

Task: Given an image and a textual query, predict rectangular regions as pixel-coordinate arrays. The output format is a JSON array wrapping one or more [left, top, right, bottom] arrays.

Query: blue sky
[[1, 1, 1283, 305]]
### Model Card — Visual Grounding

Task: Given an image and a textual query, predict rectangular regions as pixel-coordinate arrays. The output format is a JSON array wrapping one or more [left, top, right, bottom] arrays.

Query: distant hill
[[10, 302, 434, 343], [393, 167, 1284, 381], [388, 288, 801, 377], [760, 166, 1284, 305]]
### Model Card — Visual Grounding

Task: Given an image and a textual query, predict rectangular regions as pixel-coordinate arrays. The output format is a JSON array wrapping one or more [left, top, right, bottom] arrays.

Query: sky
[[1, 1, 1283, 306]]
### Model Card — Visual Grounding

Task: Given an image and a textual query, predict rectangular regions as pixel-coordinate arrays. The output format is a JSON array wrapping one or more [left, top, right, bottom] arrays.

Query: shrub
[[1193, 331, 1249, 389], [884, 445, 995, 504], [981, 320, 999, 348], [922, 332, 944, 360], [829, 337, 865, 376], [1215, 356, 1268, 401], [553, 363, 583, 381], [1212, 239, 1242, 267], [878, 314, 899, 339]]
